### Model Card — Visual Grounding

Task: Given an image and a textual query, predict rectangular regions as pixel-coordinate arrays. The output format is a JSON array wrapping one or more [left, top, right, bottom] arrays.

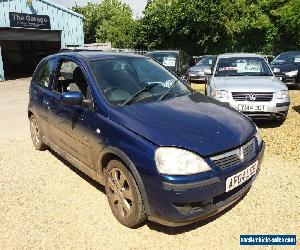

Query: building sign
[[9, 12, 51, 29]]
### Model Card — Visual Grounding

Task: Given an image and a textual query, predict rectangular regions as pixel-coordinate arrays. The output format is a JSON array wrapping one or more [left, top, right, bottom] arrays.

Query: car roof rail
[[60, 45, 103, 53]]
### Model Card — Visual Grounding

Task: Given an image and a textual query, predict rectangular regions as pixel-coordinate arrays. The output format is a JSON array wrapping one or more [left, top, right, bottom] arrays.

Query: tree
[[133, 0, 228, 55], [133, 0, 299, 55], [72, 0, 135, 48], [273, 0, 300, 51], [73, 0, 299, 54]]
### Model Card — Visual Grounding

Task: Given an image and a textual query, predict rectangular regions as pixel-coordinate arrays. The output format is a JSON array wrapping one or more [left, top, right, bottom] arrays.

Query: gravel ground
[[0, 79, 299, 249]]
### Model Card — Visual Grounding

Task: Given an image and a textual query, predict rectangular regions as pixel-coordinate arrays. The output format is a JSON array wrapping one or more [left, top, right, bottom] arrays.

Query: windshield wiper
[[158, 79, 180, 101], [121, 82, 159, 106]]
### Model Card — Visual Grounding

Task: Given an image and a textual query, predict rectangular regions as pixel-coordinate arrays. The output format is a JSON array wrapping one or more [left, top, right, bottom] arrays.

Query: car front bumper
[[274, 73, 299, 87], [145, 142, 265, 227], [214, 96, 290, 119], [188, 74, 206, 83], [230, 100, 289, 119]]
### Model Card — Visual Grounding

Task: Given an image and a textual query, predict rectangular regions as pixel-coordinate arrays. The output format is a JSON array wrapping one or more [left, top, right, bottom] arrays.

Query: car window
[[272, 53, 300, 65], [34, 58, 56, 88], [91, 57, 190, 105], [52, 60, 92, 101], [294, 55, 300, 63], [215, 57, 273, 77], [196, 56, 216, 66], [147, 53, 178, 72]]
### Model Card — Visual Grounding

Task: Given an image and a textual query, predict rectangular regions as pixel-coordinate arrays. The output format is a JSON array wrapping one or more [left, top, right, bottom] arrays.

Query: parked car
[[271, 51, 300, 88], [206, 53, 290, 123], [188, 55, 216, 83], [28, 51, 264, 228], [145, 50, 190, 80]]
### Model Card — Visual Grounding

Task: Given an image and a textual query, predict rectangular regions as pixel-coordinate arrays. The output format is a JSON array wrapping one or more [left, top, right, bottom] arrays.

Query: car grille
[[232, 92, 273, 102], [210, 138, 256, 169]]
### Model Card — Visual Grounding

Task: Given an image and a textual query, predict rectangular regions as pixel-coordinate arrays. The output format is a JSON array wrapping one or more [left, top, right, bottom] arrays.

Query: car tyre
[[275, 117, 286, 124], [105, 160, 146, 228], [275, 112, 287, 124], [29, 115, 47, 151]]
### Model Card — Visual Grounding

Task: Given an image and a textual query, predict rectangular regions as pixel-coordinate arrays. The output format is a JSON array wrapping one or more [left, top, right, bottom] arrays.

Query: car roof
[[201, 55, 217, 58], [277, 51, 300, 55], [48, 51, 145, 61], [218, 53, 264, 58], [146, 50, 180, 54]]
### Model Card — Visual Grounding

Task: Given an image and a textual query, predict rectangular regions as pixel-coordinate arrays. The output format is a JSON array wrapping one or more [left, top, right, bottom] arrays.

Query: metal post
[[0, 46, 5, 81]]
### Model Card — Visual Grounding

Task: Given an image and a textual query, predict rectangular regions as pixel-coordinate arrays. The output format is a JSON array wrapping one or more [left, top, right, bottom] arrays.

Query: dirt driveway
[[0, 78, 299, 249]]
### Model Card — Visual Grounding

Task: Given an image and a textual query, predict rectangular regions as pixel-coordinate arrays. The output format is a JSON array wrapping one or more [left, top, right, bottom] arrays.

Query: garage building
[[0, 0, 84, 81]]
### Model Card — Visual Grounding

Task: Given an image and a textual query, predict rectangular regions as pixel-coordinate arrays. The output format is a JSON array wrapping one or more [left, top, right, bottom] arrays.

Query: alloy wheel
[[30, 117, 40, 145], [107, 167, 134, 218]]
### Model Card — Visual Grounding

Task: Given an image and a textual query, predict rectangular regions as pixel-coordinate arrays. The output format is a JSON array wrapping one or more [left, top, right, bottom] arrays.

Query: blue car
[[28, 51, 264, 228]]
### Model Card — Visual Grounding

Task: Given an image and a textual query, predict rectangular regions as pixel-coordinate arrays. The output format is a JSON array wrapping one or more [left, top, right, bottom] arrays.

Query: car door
[[47, 57, 97, 167], [29, 58, 57, 139]]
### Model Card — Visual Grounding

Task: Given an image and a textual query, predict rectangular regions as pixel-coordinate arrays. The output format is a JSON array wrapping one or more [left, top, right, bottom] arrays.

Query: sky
[[50, 0, 147, 18]]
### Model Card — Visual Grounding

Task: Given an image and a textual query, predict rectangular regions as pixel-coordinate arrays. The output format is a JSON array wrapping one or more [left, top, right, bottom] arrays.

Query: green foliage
[[72, 0, 135, 48], [273, 0, 300, 50], [133, 0, 299, 54], [73, 0, 299, 55]]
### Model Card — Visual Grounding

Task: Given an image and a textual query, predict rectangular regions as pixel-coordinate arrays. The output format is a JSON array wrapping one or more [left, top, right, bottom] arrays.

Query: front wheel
[[104, 160, 146, 228], [274, 112, 287, 124], [29, 115, 47, 151]]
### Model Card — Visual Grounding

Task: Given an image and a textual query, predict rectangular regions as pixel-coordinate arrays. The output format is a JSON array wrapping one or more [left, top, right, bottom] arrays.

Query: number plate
[[226, 161, 258, 192], [238, 104, 267, 112]]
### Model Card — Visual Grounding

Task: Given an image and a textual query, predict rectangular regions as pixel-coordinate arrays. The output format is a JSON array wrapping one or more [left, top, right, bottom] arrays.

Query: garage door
[[0, 28, 61, 41], [0, 29, 61, 79]]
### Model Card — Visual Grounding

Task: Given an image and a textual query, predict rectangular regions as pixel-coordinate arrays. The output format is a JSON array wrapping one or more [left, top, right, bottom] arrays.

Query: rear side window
[[34, 59, 56, 88]]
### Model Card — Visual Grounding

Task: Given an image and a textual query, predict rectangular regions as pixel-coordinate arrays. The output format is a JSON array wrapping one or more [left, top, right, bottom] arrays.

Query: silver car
[[188, 55, 216, 83], [206, 53, 290, 122]]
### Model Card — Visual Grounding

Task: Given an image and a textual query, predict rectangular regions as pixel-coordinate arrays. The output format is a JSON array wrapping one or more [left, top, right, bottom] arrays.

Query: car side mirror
[[204, 69, 212, 75], [61, 91, 83, 106]]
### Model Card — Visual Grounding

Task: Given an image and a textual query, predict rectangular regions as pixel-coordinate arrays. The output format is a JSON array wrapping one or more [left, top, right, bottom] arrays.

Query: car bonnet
[[212, 76, 287, 92], [109, 93, 256, 157]]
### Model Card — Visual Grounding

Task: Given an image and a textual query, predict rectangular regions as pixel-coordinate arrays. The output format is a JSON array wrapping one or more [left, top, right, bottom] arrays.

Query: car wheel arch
[[98, 147, 151, 215]]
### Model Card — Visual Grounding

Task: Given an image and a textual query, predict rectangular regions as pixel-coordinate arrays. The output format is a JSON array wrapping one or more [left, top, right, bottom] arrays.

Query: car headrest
[[73, 67, 85, 83]]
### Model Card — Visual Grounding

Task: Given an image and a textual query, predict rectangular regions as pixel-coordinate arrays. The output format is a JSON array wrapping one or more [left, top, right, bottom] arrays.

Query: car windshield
[[215, 57, 273, 77], [90, 57, 190, 106], [271, 52, 300, 65], [147, 52, 178, 72], [196, 56, 216, 66]]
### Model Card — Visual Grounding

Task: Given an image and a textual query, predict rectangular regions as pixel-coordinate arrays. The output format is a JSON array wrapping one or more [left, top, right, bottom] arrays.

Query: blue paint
[[28, 51, 265, 226]]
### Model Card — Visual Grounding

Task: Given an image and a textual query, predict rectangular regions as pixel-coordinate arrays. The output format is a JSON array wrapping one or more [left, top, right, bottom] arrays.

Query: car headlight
[[155, 147, 211, 175], [255, 125, 262, 147], [285, 70, 298, 77], [211, 90, 229, 99], [276, 90, 289, 99]]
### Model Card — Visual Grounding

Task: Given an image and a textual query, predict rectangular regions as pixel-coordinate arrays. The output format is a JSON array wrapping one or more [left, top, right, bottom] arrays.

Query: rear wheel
[[104, 160, 146, 228], [29, 115, 47, 151]]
